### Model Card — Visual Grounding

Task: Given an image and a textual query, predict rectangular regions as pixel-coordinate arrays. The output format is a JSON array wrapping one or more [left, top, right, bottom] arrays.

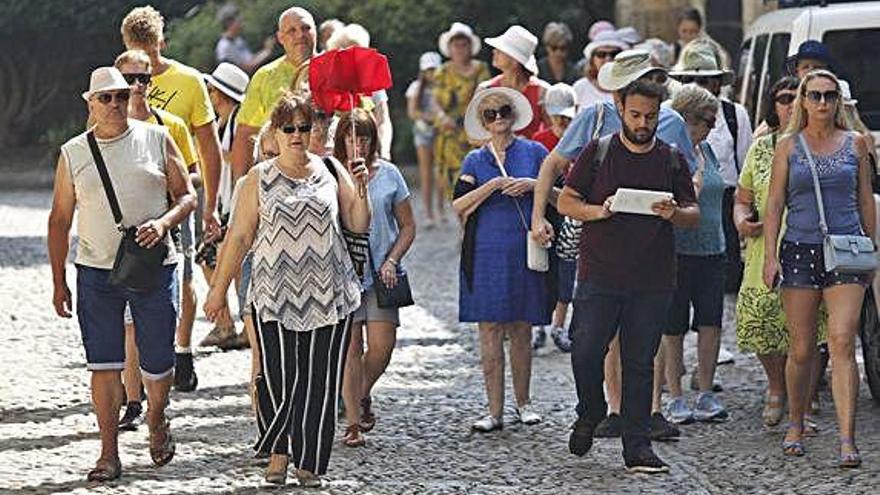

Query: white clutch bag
[[527, 236, 549, 272]]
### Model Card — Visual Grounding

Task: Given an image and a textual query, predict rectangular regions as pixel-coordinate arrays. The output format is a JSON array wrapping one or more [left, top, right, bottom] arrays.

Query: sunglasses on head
[[805, 90, 839, 104], [774, 93, 796, 105], [95, 91, 130, 104], [593, 50, 621, 60], [122, 73, 151, 85], [281, 123, 313, 134], [482, 104, 513, 122]]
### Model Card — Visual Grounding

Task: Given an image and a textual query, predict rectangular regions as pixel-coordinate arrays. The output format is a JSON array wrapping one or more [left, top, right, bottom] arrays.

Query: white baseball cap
[[419, 51, 442, 71], [545, 83, 576, 119]]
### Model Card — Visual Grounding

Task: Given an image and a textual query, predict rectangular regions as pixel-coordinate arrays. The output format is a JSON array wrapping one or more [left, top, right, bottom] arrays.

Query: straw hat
[[204, 62, 249, 103], [82, 67, 130, 101], [485, 25, 539, 75], [597, 49, 661, 92], [669, 43, 734, 86], [545, 83, 576, 119], [464, 87, 533, 141], [419, 51, 442, 71], [582, 30, 630, 62], [438, 22, 481, 58]]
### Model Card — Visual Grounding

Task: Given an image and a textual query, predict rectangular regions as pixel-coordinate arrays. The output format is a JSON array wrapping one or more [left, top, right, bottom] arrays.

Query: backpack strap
[[721, 99, 739, 173], [592, 101, 605, 141], [584, 134, 614, 193], [149, 107, 164, 126]]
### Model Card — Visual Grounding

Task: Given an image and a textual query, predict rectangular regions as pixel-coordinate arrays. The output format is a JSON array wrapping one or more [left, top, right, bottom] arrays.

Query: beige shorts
[[351, 287, 400, 326]]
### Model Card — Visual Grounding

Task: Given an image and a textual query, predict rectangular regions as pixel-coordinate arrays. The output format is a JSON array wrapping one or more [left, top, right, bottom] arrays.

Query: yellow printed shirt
[[148, 59, 215, 131], [237, 56, 310, 128], [148, 108, 198, 170]]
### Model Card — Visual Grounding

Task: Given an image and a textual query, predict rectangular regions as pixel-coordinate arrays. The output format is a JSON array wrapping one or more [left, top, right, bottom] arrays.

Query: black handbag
[[87, 131, 168, 292], [369, 248, 414, 309]]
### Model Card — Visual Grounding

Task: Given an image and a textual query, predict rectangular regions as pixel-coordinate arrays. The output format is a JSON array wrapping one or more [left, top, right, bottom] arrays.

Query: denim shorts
[[779, 240, 871, 289], [665, 254, 725, 335], [180, 212, 195, 281], [76, 264, 178, 380], [557, 258, 577, 304], [351, 286, 400, 325], [412, 122, 435, 148]]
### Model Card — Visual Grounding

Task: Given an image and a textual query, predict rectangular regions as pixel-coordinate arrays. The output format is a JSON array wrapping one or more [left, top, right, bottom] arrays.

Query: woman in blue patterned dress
[[453, 87, 552, 432]]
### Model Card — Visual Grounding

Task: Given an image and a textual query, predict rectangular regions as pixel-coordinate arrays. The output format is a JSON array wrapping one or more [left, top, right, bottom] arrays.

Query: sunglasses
[[593, 50, 621, 60], [95, 91, 130, 104], [281, 123, 313, 134], [642, 71, 668, 85], [805, 90, 839, 104], [122, 73, 151, 85], [774, 93, 797, 105], [482, 105, 513, 122]]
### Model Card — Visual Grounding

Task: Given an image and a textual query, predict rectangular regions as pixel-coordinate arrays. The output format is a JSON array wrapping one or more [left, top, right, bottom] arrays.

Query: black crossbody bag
[[368, 247, 414, 309], [87, 131, 168, 292]]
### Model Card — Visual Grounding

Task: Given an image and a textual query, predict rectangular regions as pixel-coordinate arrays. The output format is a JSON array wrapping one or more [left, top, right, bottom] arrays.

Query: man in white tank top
[[47, 67, 197, 482]]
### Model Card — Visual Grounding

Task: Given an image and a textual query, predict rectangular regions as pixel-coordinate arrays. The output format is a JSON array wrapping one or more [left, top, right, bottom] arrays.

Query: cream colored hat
[[669, 43, 734, 86], [485, 25, 539, 75], [597, 49, 662, 92], [82, 67, 130, 101], [582, 30, 630, 62], [438, 22, 481, 58], [464, 87, 533, 141], [205, 62, 249, 103]]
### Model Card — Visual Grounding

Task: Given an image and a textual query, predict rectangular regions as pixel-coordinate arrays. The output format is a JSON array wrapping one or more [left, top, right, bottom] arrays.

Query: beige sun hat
[[464, 87, 533, 141], [438, 22, 481, 58], [485, 25, 539, 75], [82, 67, 130, 101], [669, 42, 734, 86], [597, 49, 662, 92]]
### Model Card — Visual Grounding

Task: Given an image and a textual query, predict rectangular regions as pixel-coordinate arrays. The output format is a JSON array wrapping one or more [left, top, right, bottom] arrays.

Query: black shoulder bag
[[321, 157, 370, 278], [87, 131, 168, 292], [368, 247, 414, 309]]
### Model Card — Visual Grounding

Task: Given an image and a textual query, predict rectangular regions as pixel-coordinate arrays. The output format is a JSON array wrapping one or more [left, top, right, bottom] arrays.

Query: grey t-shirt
[[364, 160, 411, 288]]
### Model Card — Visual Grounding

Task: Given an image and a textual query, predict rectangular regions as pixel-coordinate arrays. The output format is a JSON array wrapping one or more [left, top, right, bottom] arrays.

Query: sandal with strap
[[359, 396, 376, 432], [762, 394, 785, 427], [148, 417, 176, 466], [782, 422, 806, 457], [343, 423, 366, 447], [839, 437, 862, 468], [87, 457, 121, 482], [803, 415, 820, 436]]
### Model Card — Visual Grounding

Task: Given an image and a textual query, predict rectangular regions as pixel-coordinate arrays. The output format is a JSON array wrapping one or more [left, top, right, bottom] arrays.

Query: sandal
[[148, 417, 176, 466], [296, 469, 322, 488], [359, 396, 376, 432], [86, 457, 121, 482], [343, 423, 366, 447], [839, 437, 862, 468], [762, 394, 785, 427], [803, 415, 820, 436], [782, 422, 806, 457]]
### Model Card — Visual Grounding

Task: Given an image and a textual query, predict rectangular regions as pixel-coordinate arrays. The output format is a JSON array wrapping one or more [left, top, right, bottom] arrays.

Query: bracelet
[[386, 257, 398, 266]]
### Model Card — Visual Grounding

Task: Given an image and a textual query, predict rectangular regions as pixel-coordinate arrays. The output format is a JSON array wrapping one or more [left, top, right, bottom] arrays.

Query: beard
[[621, 123, 656, 145]]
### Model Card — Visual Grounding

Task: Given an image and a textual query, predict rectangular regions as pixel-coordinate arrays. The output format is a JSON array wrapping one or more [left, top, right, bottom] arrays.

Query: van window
[[766, 33, 791, 95], [735, 38, 751, 104], [824, 29, 880, 130], [744, 34, 769, 126]]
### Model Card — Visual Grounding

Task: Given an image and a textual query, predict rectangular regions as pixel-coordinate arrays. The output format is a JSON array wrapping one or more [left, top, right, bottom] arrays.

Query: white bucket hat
[[485, 25, 539, 75], [597, 49, 663, 92], [669, 43, 734, 86], [205, 62, 250, 103], [419, 51, 442, 71], [438, 22, 481, 58], [545, 83, 576, 119], [464, 87, 533, 141], [582, 30, 630, 62], [82, 67, 130, 101]]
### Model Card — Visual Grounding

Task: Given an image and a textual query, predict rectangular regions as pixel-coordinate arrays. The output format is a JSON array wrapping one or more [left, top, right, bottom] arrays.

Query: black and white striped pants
[[253, 315, 352, 475]]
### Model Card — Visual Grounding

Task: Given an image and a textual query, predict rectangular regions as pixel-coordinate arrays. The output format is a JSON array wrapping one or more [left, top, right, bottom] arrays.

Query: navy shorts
[[779, 241, 870, 289], [76, 264, 179, 379], [665, 254, 725, 335], [557, 258, 577, 304]]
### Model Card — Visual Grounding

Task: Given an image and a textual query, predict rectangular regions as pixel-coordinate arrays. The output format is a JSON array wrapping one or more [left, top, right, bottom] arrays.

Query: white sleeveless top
[[61, 120, 178, 269], [248, 155, 361, 332]]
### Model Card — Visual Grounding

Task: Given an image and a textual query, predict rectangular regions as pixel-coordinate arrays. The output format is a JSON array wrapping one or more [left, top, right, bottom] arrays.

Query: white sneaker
[[515, 404, 543, 425], [717, 346, 735, 365], [472, 415, 503, 432]]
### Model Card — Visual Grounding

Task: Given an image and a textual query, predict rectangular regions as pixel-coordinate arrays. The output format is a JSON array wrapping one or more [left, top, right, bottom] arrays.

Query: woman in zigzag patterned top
[[204, 93, 370, 487]]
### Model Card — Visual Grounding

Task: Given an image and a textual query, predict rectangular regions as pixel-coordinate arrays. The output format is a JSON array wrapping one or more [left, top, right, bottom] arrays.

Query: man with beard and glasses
[[531, 49, 696, 442], [557, 79, 699, 474]]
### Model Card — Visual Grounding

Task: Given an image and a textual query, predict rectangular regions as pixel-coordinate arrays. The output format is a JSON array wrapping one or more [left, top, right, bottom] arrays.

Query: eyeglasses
[[281, 123, 313, 134], [679, 76, 718, 86], [95, 91, 130, 104], [593, 50, 621, 60], [122, 73, 151, 85], [805, 90, 839, 104], [547, 45, 568, 53], [774, 93, 796, 105], [482, 105, 513, 122], [643, 71, 668, 85]]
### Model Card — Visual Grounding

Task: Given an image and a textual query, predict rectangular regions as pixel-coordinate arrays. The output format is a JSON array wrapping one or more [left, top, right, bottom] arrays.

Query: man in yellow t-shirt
[[121, 6, 223, 393], [230, 6, 315, 182]]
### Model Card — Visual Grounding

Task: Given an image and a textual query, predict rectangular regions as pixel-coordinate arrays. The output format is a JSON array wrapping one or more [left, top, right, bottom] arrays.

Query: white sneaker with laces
[[472, 415, 503, 432], [515, 404, 543, 425]]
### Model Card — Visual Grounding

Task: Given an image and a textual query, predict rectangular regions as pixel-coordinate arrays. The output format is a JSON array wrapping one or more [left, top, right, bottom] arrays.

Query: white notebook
[[610, 188, 673, 216]]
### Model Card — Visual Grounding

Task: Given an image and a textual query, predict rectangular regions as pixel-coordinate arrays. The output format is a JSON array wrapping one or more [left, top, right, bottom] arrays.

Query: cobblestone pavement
[[1, 189, 879, 494]]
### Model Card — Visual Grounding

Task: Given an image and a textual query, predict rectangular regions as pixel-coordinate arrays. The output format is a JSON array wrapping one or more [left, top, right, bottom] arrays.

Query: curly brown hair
[[121, 6, 165, 49]]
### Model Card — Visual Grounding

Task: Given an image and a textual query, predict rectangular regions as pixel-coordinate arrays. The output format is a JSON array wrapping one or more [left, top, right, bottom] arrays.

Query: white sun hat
[[419, 51, 443, 71], [82, 67, 131, 101], [438, 22, 481, 58], [839, 79, 858, 106], [204, 62, 250, 103], [485, 25, 539, 75], [597, 49, 662, 92], [464, 87, 533, 141], [582, 30, 630, 62], [545, 83, 576, 119]]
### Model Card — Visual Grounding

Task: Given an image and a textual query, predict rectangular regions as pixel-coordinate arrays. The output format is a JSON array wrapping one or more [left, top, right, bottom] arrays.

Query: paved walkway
[[1, 189, 878, 494]]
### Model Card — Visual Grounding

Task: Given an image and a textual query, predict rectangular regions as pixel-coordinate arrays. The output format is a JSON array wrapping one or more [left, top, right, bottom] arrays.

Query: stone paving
[[1, 189, 879, 494]]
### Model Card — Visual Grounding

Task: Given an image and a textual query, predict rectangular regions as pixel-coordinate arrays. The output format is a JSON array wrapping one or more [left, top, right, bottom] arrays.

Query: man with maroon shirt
[[558, 79, 699, 473]]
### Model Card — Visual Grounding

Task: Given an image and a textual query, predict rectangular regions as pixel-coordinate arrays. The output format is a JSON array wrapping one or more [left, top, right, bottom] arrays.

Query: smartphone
[[747, 209, 759, 223], [772, 273, 783, 291]]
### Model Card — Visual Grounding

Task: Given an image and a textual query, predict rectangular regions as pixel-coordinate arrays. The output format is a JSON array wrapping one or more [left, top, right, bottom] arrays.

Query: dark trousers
[[722, 187, 743, 293], [570, 282, 671, 458], [253, 314, 352, 475]]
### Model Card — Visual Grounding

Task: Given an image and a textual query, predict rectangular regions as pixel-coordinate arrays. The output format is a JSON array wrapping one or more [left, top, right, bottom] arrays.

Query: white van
[[736, 1, 880, 140]]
